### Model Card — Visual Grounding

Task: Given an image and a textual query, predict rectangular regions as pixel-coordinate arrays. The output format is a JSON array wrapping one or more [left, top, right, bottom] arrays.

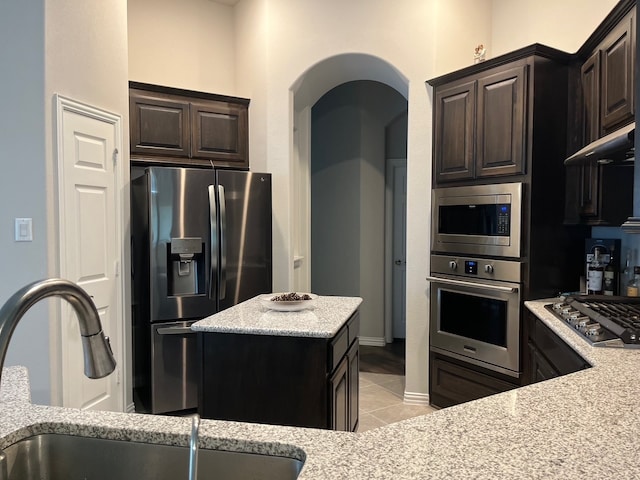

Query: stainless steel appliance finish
[[547, 296, 640, 348], [1, 434, 303, 480], [131, 167, 272, 414], [428, 254, 522, 377], [564, 121, 634, 165], [432, 182, 523, 258], [150, 320, 199, 414]]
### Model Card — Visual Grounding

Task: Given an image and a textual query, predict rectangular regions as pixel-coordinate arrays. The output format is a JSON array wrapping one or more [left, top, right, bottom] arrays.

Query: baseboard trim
[[403, 391, 430, 406], [359, 336, 386, 347]]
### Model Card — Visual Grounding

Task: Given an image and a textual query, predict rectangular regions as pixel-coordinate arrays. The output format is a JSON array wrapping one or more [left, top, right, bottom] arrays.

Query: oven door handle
[[425, 276, 519, 293]]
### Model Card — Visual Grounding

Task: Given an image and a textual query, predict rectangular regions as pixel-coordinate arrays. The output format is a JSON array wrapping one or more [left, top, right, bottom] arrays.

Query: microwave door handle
[[218, 185, 227, 301], [208, 185, 218, 300], [425, 276, 519, 293]]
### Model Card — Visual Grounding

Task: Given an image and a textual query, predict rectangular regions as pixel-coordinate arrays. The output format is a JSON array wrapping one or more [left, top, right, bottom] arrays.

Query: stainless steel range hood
[[564, 122, 635, 165]]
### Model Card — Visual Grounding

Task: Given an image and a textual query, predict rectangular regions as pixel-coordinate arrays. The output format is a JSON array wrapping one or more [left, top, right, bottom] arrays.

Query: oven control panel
[[431, 254, 522, 284], [464, 260, 478, 275]]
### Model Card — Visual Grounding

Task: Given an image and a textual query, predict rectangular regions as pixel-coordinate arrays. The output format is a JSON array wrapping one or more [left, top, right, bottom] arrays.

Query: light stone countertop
[[191, 294, 363, 338], [0, 298, 639, 479]]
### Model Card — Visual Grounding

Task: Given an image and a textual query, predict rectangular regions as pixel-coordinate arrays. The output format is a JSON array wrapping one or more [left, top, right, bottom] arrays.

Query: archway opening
[[290, 54, 409, 348]]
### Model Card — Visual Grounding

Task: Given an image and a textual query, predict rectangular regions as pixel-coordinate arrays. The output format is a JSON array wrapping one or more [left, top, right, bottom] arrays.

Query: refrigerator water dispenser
[[168, 237, 204, 296]]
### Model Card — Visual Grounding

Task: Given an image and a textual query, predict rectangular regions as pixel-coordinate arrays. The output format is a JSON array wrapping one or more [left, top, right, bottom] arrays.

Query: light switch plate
[[15, 218, 33, 242]]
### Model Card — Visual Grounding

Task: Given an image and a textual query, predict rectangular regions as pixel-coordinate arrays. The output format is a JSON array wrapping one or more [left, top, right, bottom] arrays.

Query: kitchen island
[[0, 298, 639, 478], [192, 294, 362, 431]]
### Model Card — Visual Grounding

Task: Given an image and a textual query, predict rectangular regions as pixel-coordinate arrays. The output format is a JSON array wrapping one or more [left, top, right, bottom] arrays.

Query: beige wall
[[128, 0, 236, 95], [491, 0, 619, 57], [44, 0, 131, 408], [433, 0, 493, 77], [0, 0, 131, 407]]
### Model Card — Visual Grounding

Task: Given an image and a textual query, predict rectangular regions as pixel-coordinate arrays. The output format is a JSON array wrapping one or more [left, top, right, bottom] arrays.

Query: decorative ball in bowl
[[260, 292, 318, 312]]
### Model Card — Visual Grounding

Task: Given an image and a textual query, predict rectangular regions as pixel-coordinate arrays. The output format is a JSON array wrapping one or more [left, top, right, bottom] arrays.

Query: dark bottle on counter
[[587, 247, 604, 295], [603, 247, 618, 295]]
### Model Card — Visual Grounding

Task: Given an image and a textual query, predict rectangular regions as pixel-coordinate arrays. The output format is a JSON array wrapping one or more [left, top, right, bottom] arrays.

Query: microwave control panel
[[496, 205, 510, 234]]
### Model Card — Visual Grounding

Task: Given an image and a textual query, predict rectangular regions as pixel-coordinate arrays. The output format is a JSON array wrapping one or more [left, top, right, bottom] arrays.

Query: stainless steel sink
[[1, 433, 304, 479]]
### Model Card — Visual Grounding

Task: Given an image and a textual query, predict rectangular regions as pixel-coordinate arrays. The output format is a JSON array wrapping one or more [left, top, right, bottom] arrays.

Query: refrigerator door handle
[[208, 185, 218, 300], [156, 326, 195, 335], [218, 185, 227, 300]]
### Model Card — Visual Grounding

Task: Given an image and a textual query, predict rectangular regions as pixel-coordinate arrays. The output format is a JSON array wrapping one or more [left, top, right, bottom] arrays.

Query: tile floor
[[357, 371, 438, 432]]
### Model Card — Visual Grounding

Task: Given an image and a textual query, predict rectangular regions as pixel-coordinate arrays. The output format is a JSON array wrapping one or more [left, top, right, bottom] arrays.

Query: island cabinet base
[[198, 311, 359, 431]]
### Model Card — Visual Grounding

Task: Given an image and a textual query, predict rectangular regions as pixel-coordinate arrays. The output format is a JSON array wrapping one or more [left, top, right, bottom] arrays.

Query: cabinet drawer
[[329, 326, 349, 372]]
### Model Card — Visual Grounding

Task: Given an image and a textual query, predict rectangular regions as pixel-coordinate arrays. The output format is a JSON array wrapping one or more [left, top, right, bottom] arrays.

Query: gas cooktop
[[546, 295, 640, 348]]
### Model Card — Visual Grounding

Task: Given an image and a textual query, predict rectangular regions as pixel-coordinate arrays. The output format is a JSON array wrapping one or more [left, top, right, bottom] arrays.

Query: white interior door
[[56, 96, 123, 411], [392, 161, 407, 339]]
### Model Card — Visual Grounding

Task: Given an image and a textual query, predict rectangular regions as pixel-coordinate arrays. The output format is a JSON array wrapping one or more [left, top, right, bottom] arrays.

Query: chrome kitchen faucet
[[0, 278, 116, 386]]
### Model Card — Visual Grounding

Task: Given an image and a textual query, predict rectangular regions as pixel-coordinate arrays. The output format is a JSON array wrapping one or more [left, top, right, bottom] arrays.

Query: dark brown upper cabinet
[[565, 3, 635, 226], [432, 63, 526, 185], [433, 80, 475, 182], [130, 93, 191, 158], [190, 101, 248, 164], [429, 46, 571, 190], [476, 65, 526, 178], [600, 7, 635, 134], [129, 82, 249, 169]]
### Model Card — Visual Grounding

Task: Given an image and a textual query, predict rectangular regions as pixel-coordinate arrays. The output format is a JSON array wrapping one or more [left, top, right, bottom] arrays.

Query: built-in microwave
[[432, 182, 523, 258]]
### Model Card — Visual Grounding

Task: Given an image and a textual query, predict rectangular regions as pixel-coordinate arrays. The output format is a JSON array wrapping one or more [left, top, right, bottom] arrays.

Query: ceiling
[[209, 0, 239, 5]]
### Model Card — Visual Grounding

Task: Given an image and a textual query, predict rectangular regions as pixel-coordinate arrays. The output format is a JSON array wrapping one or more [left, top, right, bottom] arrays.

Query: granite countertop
[[191, 294, 362, 338], [1, 298, 639, 478]]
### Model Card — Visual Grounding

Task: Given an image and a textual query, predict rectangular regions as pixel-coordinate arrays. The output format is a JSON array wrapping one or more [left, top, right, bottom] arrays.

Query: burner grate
[[546, 296, 640, 348]]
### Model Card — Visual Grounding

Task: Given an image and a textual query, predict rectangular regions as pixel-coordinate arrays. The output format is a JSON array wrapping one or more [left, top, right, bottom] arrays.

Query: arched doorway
[[290, 54, 409, 346]]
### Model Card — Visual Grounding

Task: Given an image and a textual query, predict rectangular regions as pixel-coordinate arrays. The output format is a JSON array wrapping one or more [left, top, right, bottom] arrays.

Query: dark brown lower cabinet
[[198, 311, 359, 431], [524, 312, 591, 384], [429, 351, 519, 408]]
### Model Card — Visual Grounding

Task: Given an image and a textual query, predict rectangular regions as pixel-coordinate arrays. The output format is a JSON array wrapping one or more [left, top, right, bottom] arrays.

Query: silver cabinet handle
[[208, 185, 218, 301], [425, 275, 518, 293], [218, 184, 227, 301], [156, 326, 195, 335]]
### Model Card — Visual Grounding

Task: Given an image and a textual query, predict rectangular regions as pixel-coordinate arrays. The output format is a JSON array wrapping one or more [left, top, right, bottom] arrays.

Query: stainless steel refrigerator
[[131, 166, 272, 414]]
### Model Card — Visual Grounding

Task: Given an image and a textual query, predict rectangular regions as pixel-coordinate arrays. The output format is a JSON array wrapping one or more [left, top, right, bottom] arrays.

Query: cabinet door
[[600, 9, 635, 134], [191, 101, 248, 168], [433, 81, 476, 184], [527, 341, 559, 384], [347, 340, 359, 432], [130, 91, 190, 158], [476, 65, 527, 178], [579, 51, 601, 218], [329, 355, 349, 431]]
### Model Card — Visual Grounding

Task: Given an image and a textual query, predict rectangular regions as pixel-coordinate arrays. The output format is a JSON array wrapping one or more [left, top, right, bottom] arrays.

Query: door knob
[[395, 260, 404, 265]]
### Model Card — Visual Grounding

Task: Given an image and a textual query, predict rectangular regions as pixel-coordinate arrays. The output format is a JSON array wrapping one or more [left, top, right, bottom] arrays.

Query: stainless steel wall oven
[[428, 254, 522, 377]]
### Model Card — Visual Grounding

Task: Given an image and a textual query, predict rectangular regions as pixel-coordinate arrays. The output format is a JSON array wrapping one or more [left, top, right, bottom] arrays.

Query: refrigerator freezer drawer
[[150, 320, 198, 414]]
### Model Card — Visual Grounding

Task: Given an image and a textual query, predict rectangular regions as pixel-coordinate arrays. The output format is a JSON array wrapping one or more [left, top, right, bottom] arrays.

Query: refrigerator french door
[[132, 167, 272, 414]]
